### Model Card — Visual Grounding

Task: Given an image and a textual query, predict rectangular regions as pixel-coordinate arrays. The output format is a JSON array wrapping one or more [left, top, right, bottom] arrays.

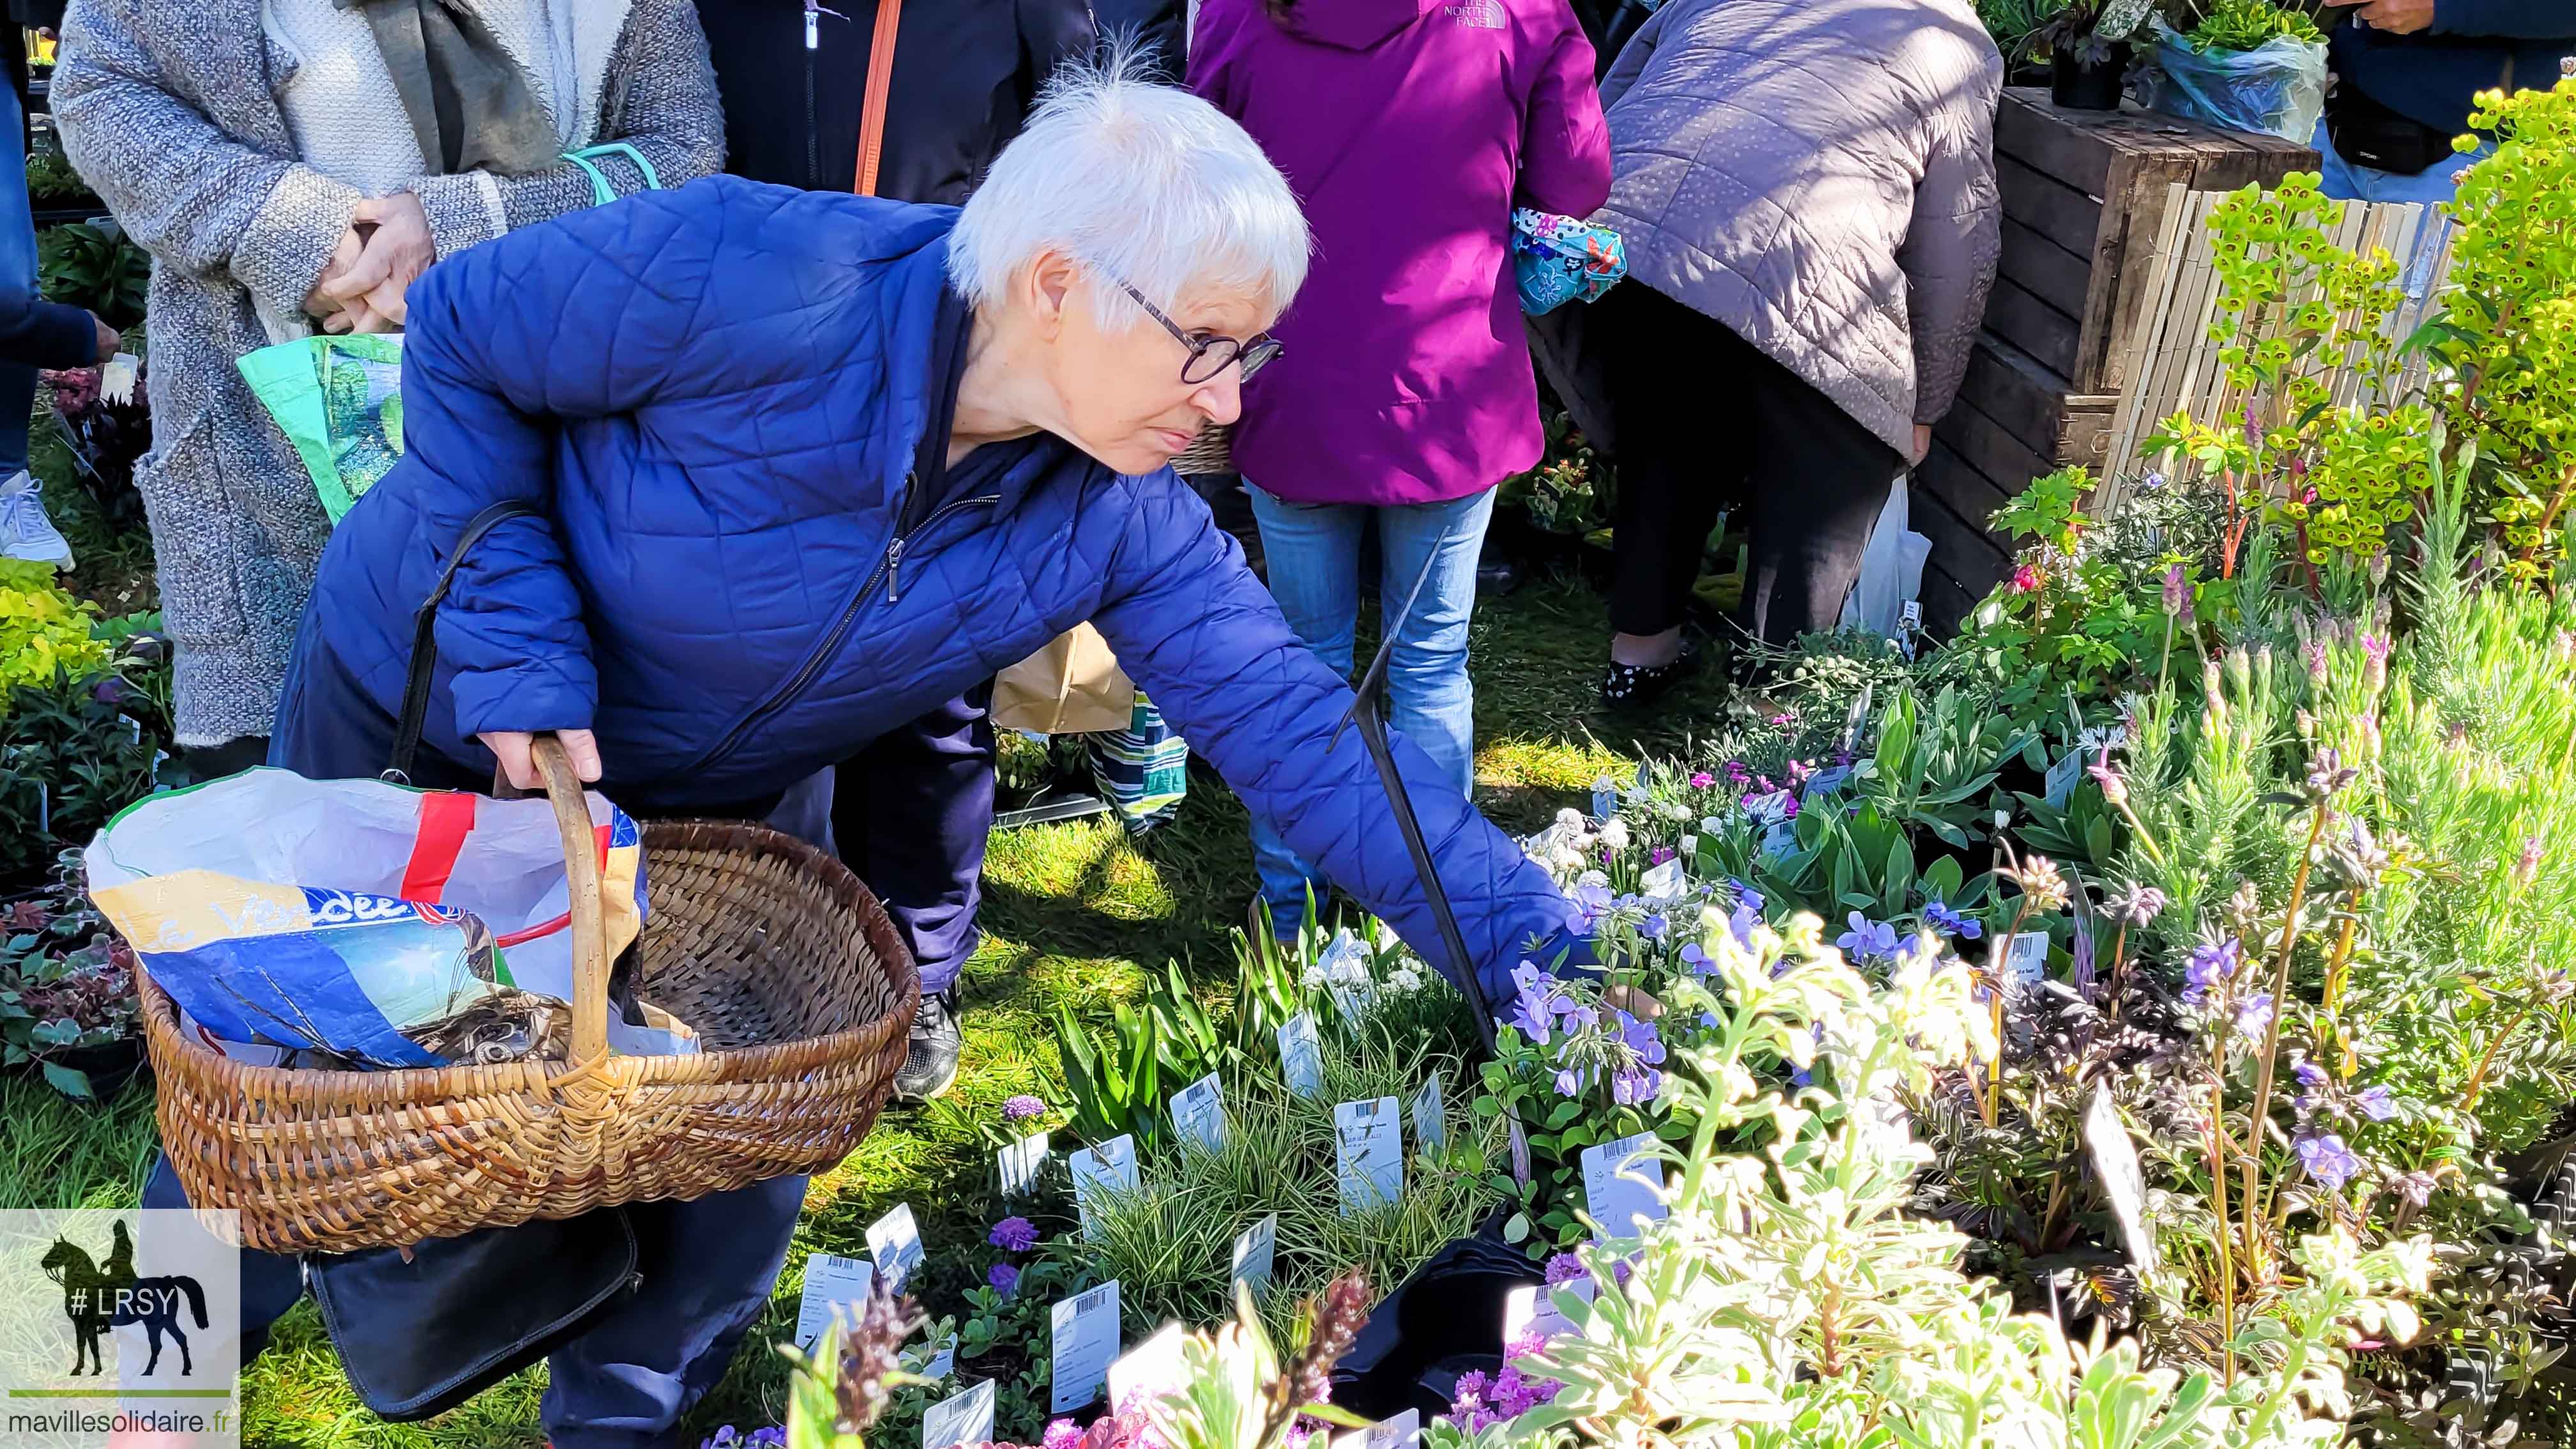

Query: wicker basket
[[139, 738, 919, 1254]]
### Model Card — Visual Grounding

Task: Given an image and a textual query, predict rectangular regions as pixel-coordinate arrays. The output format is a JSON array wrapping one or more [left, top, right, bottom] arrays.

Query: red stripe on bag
[[401, 792, 479, 903], [492, 822, 618, 947]]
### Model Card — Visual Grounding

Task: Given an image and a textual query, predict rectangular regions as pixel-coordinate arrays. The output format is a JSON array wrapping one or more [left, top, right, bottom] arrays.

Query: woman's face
[[1046, 272, 1276, 477]]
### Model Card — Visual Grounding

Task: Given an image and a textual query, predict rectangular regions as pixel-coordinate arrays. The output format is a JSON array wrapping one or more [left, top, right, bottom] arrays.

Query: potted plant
[[1, 858, 144, 1102], [2032, 0, 2157, 111]]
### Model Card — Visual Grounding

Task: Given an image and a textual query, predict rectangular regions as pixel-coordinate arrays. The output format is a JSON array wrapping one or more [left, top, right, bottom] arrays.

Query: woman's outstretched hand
[[479, 729, 603, 791]]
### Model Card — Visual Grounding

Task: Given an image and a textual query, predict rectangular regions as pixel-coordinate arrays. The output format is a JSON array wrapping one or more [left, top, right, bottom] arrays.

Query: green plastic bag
[[238, 333, 406, 523]]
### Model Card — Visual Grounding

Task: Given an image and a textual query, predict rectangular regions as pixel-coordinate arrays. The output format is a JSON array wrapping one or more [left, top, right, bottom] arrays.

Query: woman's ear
[[1024, 250, 1080, 341]]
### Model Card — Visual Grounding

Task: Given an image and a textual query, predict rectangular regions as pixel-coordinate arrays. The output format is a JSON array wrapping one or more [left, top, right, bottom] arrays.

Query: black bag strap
[[386, 500, 544, 785]]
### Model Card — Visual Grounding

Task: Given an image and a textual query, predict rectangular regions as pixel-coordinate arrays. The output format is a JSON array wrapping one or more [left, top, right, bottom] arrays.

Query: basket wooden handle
[[531, 733, 611, 1066]]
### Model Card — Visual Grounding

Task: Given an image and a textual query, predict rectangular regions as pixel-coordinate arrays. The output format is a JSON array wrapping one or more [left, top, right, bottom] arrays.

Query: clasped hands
[[303, 191, 436, 334]]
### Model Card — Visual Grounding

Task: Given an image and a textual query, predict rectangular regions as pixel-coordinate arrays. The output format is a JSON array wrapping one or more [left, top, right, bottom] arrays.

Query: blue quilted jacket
[[298, 175, 1579, 1001]]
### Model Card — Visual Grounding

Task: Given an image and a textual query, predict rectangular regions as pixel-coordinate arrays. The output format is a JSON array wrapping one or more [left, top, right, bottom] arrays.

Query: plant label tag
[[1900, 600, 1922, 631], [1503, 1277, 1597, 1343], [1333, 1407, 1422, 1449], [1335, 1096, 1405, 1213], [1507, 1110, 1533, 1188], [921, 1377, 994, 1449], [1231, 1212, 1278, 1298], [1804, 765, 1851, 800], [1591, 775, 1617, 820], [35, 779, 47, 834], [1842, 684, 1874, 753], [865, 1202, 924, 1295], [1411, 1071, 1446, 1156], [998, 1130, 1050, 1199], [1279, 1013, 1324, 1099], [922, 1333, 956, 1383], [2084, 1082, 2161, 1277], [1108, 1321, 1188, 1412], [1048, 1280, 1121, 1413], [1070, 1133, 1139, 1239], [2044, 750, 2085, 809], [1171, 1071, 1227, 1153], [794, 1252, 875, 1352], [1640, 857, 1686, 900], [1759, 819, 1798, 861], [2002, 928, 2050, 985], [1581, 1130, 1668, 1238]]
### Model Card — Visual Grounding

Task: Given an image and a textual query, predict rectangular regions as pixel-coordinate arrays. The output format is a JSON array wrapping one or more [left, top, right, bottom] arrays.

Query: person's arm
[[1515, 10, 1611, 218], [388, 183, 760, 751], [1897, 55, 2002, 436], [2431, 0, 2576, 38], [406, 0, 725, 261], [0, 286, 109, 369], [1090, 478, 1586, 1004], [1182, 0, 1244, 112], [51, 0, 361, 330]]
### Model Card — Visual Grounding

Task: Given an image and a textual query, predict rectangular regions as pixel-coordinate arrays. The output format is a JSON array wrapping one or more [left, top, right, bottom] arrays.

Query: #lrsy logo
[[3, 1208, 242, 1447]]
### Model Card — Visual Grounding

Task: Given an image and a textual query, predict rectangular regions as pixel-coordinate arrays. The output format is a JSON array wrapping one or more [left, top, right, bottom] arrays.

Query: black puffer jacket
[[697, 0, 1094, 203]]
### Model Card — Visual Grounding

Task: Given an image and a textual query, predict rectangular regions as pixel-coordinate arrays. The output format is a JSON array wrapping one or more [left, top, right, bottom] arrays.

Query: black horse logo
[[38, 1221, 208, 1377]]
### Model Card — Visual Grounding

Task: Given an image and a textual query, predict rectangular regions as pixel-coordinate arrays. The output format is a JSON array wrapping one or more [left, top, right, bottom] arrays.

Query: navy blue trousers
[[832, 682, 995, 997]]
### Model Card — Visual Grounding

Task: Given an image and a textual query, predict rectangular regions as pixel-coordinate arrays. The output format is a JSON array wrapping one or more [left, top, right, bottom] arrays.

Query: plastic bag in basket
[[83, 769, 653, 1067], [1514, 208, 1627, 316], [2140, 21, 2327, 145]]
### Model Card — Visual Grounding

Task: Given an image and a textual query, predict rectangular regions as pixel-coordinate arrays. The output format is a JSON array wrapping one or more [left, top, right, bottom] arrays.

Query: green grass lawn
[[13, 566, 1732, 1448]]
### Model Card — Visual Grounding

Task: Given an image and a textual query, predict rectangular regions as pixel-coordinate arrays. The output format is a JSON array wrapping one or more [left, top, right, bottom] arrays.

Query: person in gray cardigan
[[1543, 0, 2002, 702], [50, 0, 724, 767]]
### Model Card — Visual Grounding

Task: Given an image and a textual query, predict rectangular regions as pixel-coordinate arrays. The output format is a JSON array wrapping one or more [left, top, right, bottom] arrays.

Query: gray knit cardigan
[[52, 0, 723, 747]]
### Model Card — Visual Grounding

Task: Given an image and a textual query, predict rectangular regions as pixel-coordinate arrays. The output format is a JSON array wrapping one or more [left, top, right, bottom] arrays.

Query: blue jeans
[[2314, 118, 2492, 204], [0, 80, 40, 475], [1245, 483, 1496, 939]]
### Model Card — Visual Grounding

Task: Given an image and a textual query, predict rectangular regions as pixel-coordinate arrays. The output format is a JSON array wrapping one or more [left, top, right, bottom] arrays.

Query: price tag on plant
[[1581, 1130, 1669, 1238], [1507, 1110, 1533, 1188], [1411, 1071, 1446, 1156], [921, 1377, 995, 1449], [1070, 1133, 1140, 1238], [1231, 1212, 1278, 1298], [2044, 749, 2085, 809], [794, 1252, 875, 1352], [2083, 1082, 2161, 1277], [1049, 1280, 1121, 1413], [1503, 1276, 1597, 1344], [1171, 1070, 1227, 1153], [2002, 928, 2050, 985], [998, 1130, 1050, 1199], [1332, 1407, 1422, 1449], [1804, 765, 1851, 800], [1592, 775, 1617, 820], [1319, 928, 1376, 1022], [1108, 1321, 1188, 1413], [1640, 856, 1685, 900], [1759, 818, 1798, 861], [1842, 683, 1874, 753], [865, 1202, 924, 1295], [1279, 1012, 1324, 1099], [1335, 1095, 1405, 1213], [922, 1333, 956, 1383]]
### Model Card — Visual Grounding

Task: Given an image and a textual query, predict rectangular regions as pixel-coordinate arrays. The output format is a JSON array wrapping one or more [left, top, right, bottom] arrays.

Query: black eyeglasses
[[1112, 277, 1283, 385]]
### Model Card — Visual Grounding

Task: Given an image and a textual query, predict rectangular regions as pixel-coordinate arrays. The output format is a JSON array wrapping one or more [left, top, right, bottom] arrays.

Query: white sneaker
[[0, 470, 74, 570]]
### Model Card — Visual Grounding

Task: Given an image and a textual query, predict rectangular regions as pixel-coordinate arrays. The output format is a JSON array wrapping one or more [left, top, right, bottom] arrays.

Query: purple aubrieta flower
[[988, 1261, 1021, 1296], [1568, 880, 1616, 931], [2182, 938, 2242, 1008], [2294, 1130, 2363, 1190], [2234, 992, 2274, 1036], [1837, 912, 1899, 963], [1616, 1010, 1667, 1066], [1648, 847, 1675, 866], [1637, 912, 1669, 940], [1043, 1418, 1084, 1449], [1678, 941, 1710, 974], [1003, 1094, 1047, 1123], [989, 1216, 1038, 1253], [2295, 1061, 2327, 1090], [1553, 1066, 1586, 1098], [2357, 1085, 2398, 1122], [1611, 1067, 1661, 1105], [1922, 899, 1982, 940], [1689, 770, 1715, 790], [1544, 1252, 1588, 1286]]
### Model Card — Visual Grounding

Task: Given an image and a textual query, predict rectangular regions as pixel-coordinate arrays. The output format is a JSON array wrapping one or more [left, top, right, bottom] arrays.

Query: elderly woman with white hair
[[138, 59, 1586, 1446]]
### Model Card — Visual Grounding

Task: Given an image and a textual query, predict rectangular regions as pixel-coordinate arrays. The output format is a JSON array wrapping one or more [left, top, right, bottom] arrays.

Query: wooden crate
[[1916, 89, 2314, 631]]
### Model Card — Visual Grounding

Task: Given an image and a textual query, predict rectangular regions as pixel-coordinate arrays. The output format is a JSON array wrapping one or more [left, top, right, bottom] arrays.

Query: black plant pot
[[2050, 43, 2133, 112]]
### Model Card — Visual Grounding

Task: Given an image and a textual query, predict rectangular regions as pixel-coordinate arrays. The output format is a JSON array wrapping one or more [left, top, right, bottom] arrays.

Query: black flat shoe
[[1600, 645, 1699, 709]]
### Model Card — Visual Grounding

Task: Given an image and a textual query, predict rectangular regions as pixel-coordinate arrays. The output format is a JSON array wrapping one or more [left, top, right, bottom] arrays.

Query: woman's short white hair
[[947, 48, 1310, 329]]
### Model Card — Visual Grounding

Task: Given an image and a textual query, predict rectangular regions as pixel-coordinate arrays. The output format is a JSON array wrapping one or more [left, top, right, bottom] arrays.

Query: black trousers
[[830, 682, 995, 998], [1596, 280, 1905, 648]]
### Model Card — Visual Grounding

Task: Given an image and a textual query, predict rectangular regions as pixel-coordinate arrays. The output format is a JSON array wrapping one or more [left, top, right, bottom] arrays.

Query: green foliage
[[2423, 70, 2576, 583], [1498, 408, 1614, 539], [2182, 0, 2325, 52], [36, 221, 148, 331], [0, 863, 138, 1102], [0, 559, 110, 701]]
